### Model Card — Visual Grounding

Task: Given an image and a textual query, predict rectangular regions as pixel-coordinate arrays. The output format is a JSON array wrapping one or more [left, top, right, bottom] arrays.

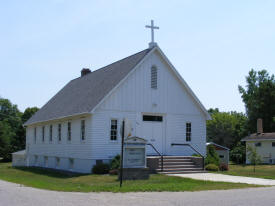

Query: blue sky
[[0, 0, 274, 113]]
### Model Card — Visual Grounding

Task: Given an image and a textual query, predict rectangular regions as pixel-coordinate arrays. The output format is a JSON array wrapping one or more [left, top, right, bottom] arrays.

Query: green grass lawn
[[0, 163, 262, 192], [217, 164, 275, 180]]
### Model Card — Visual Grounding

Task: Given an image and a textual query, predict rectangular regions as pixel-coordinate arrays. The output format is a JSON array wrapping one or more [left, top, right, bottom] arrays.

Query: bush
[[192, 153, 200, 157], [110, 154, 120, 170], [230, 142, 246, 164], [92, 163, 110, 174], [205, 164, 219, 171], [109, 169, 119, 175], [205, 145, 220, 166], [219, 163, 229, 171]]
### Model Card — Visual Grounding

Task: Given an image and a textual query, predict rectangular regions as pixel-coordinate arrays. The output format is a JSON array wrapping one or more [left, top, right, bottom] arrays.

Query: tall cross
[[145, 20, 159, 45]]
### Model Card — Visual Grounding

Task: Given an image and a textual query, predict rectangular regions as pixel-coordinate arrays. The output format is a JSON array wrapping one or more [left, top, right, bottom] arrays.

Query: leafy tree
[[247, 145, 262, 172], [207, 108, 248, 149], [238, 69, 275, 133], [21, 107, 39, 124], [230, 142, 246, 164], [205, 145, 220, 166], [0, 98, 39, 161]]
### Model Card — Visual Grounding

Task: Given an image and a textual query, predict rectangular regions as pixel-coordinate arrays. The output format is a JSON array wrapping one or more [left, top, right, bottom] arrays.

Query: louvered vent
[[151, 66, 157, 89]]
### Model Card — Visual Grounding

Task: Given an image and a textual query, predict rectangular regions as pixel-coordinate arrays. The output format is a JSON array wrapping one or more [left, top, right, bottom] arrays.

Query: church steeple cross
[[145, 20, 159, 47]]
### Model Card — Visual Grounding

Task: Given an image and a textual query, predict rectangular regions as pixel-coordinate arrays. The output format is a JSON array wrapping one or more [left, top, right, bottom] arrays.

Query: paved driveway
[[1, 179, 275, 206], [170, 173, 275, 185]]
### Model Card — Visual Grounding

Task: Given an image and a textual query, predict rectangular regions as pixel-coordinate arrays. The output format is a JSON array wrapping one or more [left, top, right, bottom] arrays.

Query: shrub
[[192, 153, 200, 157], [109, 169, 119, 175], [92, 163, 110, 174], [205, 164, 219, 171], [205, 145, 220, 166], [110, 154, 120, 170], [230, 142, 246, 164], [219, 163, 229, 171]]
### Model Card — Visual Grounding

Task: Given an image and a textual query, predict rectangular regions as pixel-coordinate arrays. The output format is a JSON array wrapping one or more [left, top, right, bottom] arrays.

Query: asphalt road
[[1, 180, 275, 206]]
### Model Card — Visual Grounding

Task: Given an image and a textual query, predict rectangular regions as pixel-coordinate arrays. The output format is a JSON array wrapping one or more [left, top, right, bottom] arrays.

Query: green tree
[[205, 145, 220, 166], [238, 69, 275, 133], [207, 108, 248, 149], [21, 107, 39, 124], [247, 145, 262, 172], [0, 98, 22, 161], [230, 142, 246, 164]]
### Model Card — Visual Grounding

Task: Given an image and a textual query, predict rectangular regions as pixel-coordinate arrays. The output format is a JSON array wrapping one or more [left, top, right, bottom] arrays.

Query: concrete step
[[156, 168, 203, 172], [160, 165, 200, 169], [160, 162, 196, 166], [161, 159, 194, 163], [158, 170, 206, 174]]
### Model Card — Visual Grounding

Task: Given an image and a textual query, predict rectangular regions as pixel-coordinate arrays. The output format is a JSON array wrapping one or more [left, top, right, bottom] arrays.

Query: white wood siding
[[93, 50, 207, 158], [26, 116, 92, 160]]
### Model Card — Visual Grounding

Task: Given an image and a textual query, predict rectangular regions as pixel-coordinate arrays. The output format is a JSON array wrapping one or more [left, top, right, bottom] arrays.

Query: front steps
[[153, 156, 205, 174]]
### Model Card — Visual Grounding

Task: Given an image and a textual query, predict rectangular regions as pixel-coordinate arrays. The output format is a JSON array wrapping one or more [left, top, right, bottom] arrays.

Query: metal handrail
[[171, 143, 205, 170], [147, 143, 163, 172]]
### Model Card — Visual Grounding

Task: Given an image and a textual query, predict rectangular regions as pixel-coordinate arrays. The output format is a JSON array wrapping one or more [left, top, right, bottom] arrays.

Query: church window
[[49, 125, 53, 142], [151, 66, 157, 89], [81, 120, 85, 141], [186, 122, 191, 142], [34, 127, 36, 144], [58, 124, 62, 142], [67, 122, 71, 141], [110, 119, 118, 141], [42, 126, 45, 142]]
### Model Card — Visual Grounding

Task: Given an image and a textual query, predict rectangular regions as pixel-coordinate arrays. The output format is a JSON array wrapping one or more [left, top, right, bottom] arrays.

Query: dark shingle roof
[[242, 133, 275, 141], [25, 48, 152, 125]]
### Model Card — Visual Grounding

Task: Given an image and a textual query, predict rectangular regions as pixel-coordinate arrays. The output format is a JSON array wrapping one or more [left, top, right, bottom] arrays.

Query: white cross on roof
[[145, 20, 159, 48]]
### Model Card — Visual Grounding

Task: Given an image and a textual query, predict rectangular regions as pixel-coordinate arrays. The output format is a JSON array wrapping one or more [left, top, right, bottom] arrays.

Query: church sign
[[123, 136, 147, 168]]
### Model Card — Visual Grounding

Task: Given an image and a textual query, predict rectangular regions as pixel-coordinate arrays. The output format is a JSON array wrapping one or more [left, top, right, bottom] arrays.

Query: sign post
[[119, 120, 125, 187]]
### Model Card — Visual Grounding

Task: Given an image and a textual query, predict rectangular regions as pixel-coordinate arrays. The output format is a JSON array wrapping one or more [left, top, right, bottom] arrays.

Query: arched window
[[151, 66, 157, 89]]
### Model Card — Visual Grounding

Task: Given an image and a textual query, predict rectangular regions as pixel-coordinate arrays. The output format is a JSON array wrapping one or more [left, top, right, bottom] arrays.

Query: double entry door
[[141, 114, 165, 155]]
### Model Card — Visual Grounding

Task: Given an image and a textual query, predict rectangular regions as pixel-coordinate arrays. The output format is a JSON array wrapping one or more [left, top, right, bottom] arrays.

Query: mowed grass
[[217, 164, 275, 180], [0, 162, 261, 192]]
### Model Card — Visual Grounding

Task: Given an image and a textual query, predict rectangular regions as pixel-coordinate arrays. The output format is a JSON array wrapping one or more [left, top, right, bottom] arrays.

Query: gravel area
[[170, 173, 275, 185], [1, 179, 275, 206]]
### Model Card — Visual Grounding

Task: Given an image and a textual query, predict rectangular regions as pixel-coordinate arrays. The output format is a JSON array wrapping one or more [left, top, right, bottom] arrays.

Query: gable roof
[[25, 48, 152, 125], [241, 133, 275, 141], [25, 45, 211, 126]]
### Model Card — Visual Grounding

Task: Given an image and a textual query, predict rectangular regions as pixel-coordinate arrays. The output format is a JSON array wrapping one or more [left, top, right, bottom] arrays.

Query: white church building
[[18, 21, 211, 173]]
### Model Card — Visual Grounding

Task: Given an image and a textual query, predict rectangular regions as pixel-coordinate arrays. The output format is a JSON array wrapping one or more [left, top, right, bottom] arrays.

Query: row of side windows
[[33, 120, 86, 144]]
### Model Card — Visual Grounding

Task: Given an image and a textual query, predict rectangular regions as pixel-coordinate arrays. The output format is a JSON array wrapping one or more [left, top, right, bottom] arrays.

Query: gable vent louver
[[151, 66, 157, 89]]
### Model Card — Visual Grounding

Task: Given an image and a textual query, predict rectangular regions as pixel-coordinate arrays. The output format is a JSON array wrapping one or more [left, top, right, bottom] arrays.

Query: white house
[[17, 34, 211, 173], [242, 119, 275, 164]]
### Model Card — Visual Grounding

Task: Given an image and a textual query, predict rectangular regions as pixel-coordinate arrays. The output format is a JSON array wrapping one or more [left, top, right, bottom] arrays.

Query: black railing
[[171, 143, 205, 170], [147, 143, 163, 172]]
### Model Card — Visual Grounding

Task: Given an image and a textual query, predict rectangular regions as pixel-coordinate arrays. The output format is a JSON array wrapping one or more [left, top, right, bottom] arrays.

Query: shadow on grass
[[14, 166, 89, 179]]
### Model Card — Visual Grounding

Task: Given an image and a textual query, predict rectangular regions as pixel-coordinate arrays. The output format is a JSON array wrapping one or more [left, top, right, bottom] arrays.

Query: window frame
[[34, 127, 37, 144], [186, 122, 192, 142], [42, 126, 45, 142], [80, 119, 86, 141], [67, 122, 71, 142], [151, 66, 158, 89], [55, 157, 60, 168], [58, 123, 62, 142], [69, 158, 74, 170], [255, 142, 262, 147], [49, 125, 53, 143], [110, 119, 118, 141]]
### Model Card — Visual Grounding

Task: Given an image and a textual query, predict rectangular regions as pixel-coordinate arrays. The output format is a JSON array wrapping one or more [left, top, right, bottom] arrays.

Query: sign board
[[124, 148, 145, 167], [123, 136, 147, 168]]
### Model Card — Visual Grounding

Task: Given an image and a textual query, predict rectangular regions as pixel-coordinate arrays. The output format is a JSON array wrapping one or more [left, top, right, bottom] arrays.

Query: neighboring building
[[206, 142, 229, 165], [242, 119, 275, 164], [14, 40, 211, 173]]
